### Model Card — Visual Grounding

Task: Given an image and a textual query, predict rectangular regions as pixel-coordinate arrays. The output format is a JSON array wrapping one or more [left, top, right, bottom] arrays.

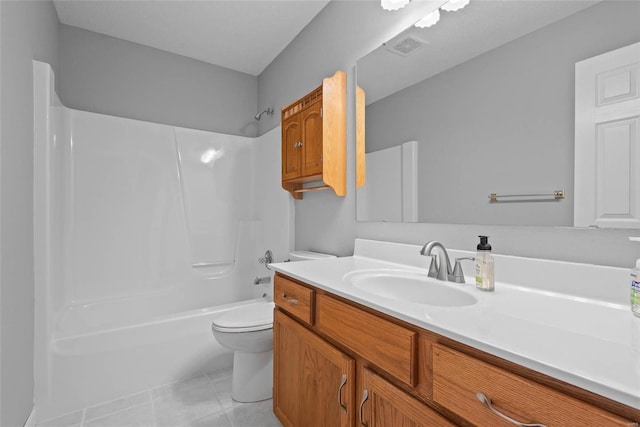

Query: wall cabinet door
[[281, 102, 323, 181], [300, 101, 323, 177], [274, 309, 355, 427], [282, 112, 302, 181], [358, 368, 455, 427]]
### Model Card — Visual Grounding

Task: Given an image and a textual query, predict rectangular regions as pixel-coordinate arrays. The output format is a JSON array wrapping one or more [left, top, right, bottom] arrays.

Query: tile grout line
[[79, 388, 152, 425], [36, 409, 84, 427], [82, 397, 153, 426], [148, 390, 158, 427], [40, 373, 242, 427], [80, 407, 87, 427]]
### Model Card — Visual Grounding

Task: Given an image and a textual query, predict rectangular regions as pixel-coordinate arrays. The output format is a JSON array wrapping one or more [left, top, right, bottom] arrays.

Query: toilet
[[211, 250, 335, 402]]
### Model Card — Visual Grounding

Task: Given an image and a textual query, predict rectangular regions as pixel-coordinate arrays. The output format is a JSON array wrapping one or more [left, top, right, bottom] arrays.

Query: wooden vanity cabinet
[[359, 367, 455, 427], [281, 71, 346, 199], [432, 344, 632, 427], [274, 309, 355, 427], [316, 293, 417, 387], [273, 275, 355, 427], [273, 274, 315, 325], [273, 273, 640, 427]]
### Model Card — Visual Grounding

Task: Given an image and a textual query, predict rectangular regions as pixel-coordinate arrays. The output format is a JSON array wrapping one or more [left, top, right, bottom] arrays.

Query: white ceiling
[[53, 0, 331, 76]]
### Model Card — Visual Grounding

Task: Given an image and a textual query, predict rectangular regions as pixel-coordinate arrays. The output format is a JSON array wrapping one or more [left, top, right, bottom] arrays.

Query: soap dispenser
[[475, 236, 494, 291]]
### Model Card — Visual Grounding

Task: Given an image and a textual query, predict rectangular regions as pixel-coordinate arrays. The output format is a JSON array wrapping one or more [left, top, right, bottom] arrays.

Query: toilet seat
[[211, 301, 275, 333]]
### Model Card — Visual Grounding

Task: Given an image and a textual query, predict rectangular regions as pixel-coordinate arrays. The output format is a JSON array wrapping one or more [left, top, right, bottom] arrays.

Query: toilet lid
[[212, 301, 274, 330]]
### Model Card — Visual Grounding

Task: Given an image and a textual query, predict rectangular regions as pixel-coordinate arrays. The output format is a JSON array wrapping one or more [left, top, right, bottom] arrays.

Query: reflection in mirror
[[356, 1, 640, 226], [357, 141, 419, 222]]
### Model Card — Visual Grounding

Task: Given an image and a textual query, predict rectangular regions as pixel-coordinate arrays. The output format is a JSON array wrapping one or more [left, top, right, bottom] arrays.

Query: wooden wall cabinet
[[273, 273, 640, 427], [281, 71, 346, 199]]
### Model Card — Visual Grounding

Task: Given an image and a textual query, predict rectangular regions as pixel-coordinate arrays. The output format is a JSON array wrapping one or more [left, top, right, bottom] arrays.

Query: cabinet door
[[300, 101, 323, 177], [282, 113, 302, 181], [274, 309, 355, 427], [359, 368, 455, 427]]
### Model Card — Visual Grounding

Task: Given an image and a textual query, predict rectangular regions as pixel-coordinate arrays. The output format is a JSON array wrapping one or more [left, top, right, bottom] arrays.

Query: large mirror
[[356, 0, 639, 226]]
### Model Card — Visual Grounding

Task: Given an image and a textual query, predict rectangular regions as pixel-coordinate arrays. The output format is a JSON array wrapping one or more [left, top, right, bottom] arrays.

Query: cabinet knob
[[476, 392, 547, 427]]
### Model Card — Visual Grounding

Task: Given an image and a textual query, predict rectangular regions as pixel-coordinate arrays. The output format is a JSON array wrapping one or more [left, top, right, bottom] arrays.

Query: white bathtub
[[54, 275, 246, 341], [40, 298, 266, 422], [33, 61, 290, 423]]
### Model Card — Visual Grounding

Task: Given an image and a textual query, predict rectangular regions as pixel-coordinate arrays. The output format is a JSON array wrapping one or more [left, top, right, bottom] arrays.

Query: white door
[[574, 42, 640, 228]]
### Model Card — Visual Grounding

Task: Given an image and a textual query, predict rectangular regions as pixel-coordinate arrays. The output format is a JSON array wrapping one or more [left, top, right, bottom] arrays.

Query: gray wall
[[365, 1, 640, 227], [0, 1, 59, 425], [59, 24, 258, 137], [258, 0, 442, 257], [258, 0, 640, 268]]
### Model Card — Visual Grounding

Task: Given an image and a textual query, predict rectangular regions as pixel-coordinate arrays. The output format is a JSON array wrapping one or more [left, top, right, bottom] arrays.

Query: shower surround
[[33, 61, 292, 422]]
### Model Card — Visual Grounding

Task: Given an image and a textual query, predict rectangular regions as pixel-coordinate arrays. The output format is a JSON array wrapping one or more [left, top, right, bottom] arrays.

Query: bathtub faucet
[[254, 276, 271, 285]]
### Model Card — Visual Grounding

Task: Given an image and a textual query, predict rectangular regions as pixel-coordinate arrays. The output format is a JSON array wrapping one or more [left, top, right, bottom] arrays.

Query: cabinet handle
[[281, 293, 298, 304], [337, 373, 348, 414], [359, 389, 369, 426], [476, 392, 547, 427], [293, 141, 303, 148]]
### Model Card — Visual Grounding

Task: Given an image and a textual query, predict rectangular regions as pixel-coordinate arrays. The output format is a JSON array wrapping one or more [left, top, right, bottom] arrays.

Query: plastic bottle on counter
[[632, 258, 640, 319], [474, 235, 494, 291], [630, 237, 640, 318]]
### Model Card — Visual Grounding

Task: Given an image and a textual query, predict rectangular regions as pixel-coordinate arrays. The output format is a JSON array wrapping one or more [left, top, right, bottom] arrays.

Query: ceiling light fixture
[[441, 0, 469, 12], [415, 8, 440, 28], [381, 0, 410, 11], [414, 0, 469, 29]]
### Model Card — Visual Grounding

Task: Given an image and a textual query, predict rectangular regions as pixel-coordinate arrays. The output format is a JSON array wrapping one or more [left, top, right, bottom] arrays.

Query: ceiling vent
[[384, 35, 426, 57]]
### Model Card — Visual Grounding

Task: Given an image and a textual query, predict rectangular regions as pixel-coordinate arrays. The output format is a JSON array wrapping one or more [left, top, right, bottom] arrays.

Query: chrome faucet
[[420, 241, 473, 283], [419, 241, 453, 282]]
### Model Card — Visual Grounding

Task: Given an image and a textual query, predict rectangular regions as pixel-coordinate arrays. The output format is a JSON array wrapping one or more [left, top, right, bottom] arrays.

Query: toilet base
[[231, 349, 273, 403]]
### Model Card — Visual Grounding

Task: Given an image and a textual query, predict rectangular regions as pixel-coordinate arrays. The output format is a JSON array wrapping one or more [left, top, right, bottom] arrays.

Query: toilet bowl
[[211, 250, 336, 403], [211, 300, 275, 402]]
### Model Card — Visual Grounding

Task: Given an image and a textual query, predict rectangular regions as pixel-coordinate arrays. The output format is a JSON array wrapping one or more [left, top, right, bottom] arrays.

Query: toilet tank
[[289, 251, 336, 262]]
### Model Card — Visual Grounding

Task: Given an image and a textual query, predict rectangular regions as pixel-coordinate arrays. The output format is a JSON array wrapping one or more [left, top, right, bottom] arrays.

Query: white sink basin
[[344, 270, 477, 307]]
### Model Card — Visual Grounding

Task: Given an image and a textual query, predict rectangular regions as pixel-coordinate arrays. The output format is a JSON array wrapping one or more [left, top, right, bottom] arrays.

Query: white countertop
[[271, 239, 640, 411]]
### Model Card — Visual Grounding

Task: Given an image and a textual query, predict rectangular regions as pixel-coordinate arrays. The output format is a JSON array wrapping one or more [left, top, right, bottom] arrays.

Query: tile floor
[[37, 368, 284, 427]]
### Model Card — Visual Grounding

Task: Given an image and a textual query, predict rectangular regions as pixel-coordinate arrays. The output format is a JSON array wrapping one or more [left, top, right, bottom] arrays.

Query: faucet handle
[[450, 257, 475, 283], [427, 254, 439, 278]]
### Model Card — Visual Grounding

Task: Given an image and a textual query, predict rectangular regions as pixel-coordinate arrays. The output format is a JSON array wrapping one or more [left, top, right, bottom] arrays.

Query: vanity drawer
[[274, 274, 315, 326], [432, 344, 632, 427], [316, 293, 417, 387]]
